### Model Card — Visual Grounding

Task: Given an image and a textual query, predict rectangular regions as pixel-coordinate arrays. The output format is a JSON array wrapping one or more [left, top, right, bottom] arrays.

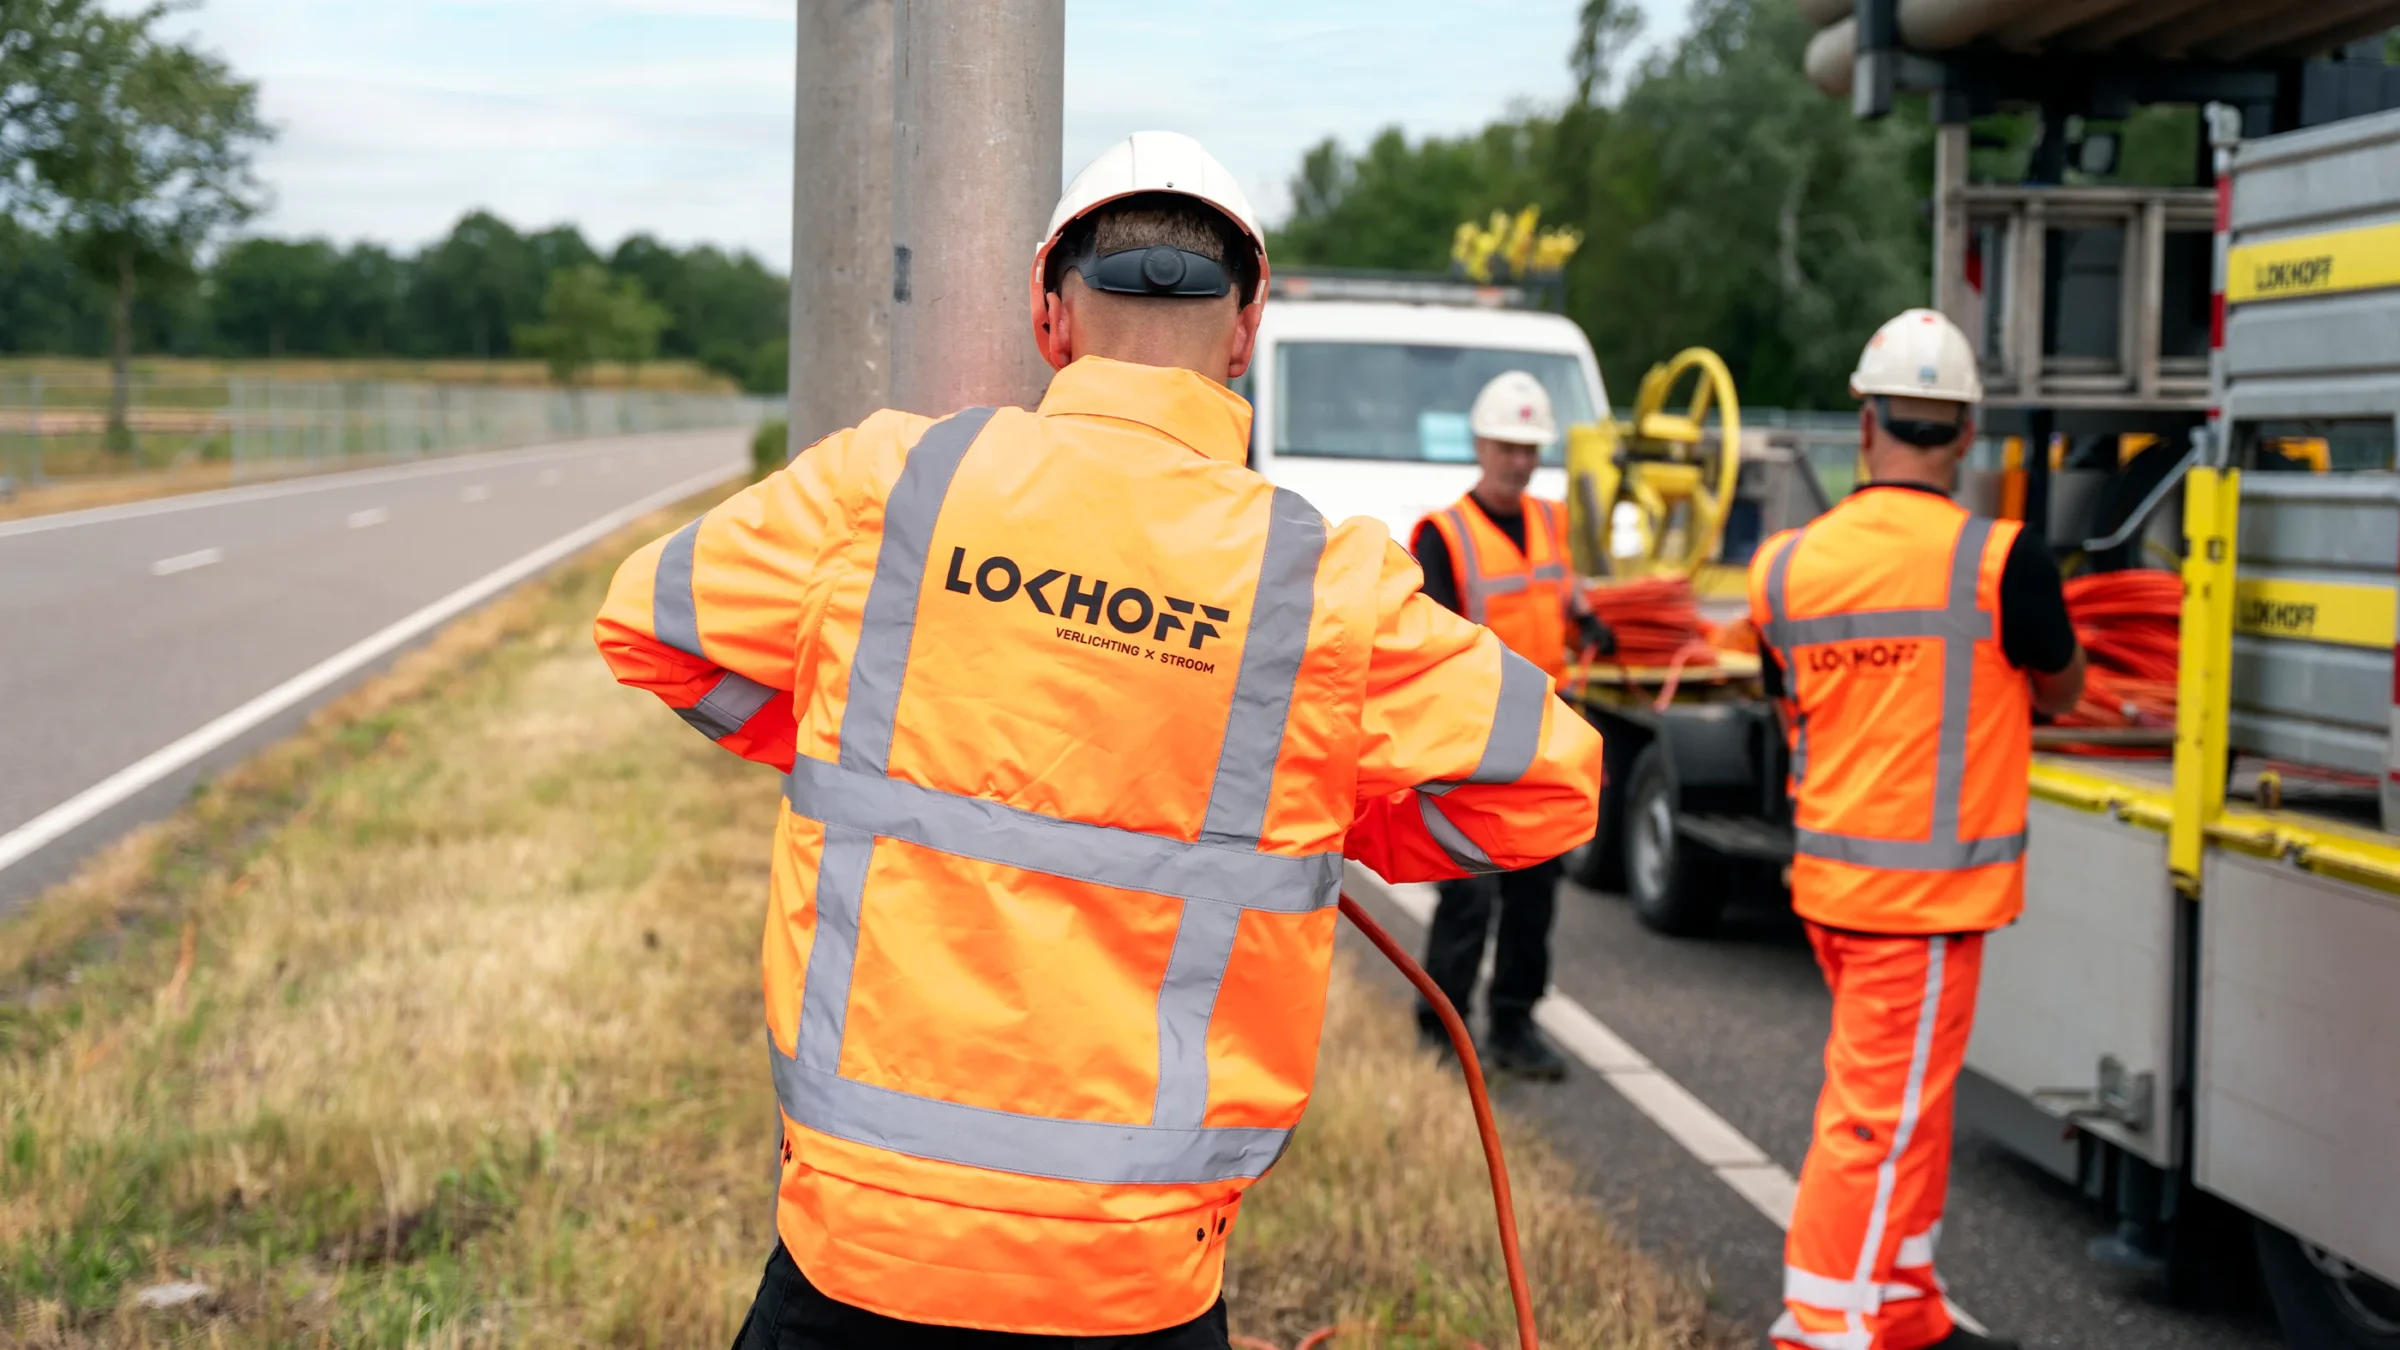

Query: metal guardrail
[[1, 373, 777, 488]]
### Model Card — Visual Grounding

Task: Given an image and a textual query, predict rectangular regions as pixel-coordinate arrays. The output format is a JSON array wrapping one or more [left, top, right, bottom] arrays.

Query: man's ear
[[1225, 295, 1266, 380], [1037, 289, 1074, 372]]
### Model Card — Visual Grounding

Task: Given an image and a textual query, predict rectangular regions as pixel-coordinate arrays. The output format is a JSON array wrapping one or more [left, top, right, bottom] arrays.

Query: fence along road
[[0, 428, 749, 913]]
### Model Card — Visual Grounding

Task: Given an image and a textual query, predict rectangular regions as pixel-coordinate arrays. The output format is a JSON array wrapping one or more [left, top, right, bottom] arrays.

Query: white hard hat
[[1850, 307, 1983, 405], [1028, 132, 1269, 346], [1469, 370, 1557, 447]]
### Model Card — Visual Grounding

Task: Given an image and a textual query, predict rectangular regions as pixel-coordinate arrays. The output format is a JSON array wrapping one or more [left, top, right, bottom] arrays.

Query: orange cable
[[1338, 894, 1539, 1350], [2052, 571, 2181, 753]]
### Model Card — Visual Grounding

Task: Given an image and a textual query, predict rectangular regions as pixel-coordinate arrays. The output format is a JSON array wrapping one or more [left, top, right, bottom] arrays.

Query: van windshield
[[1274, 343, 1596, 465]]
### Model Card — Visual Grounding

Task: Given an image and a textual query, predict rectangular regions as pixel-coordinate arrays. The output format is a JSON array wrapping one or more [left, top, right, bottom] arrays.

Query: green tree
[[0, 213, 107, 352], [512, 263, 670, 385], [1271, 0, 1928, 410], [19, 0, 268, 446], [408, 210, 540, 358], [609, 233, 789, 392], [211, 236, 336, 355]]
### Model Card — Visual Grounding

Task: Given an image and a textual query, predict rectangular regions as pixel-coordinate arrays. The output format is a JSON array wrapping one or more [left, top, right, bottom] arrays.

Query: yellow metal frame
[[1564, 348, 1741, 580], [2170, 467, 2240, 894], [2064, 466, 2400, 896], [2028, 758, 2176, 833]]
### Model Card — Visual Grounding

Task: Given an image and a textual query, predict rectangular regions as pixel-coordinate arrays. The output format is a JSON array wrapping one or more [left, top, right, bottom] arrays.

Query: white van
[[1234, 274, 1612, 543]]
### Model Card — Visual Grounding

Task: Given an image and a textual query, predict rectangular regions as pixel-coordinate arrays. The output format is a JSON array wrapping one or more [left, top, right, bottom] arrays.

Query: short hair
[[1044, 191, 1260, 303]]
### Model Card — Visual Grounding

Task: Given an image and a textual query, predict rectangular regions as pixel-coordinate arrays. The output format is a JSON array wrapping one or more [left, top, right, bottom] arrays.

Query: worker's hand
[[1578, 612, 1616, 658]]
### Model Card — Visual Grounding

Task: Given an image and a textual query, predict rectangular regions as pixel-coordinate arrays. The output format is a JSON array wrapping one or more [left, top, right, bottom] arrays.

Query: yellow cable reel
[[1565, 347, 1741, 579]]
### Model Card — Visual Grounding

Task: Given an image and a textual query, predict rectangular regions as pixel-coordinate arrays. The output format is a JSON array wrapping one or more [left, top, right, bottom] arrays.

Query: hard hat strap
[[1872, 395, 1969, 450], [1067, 244, 1233, 299]]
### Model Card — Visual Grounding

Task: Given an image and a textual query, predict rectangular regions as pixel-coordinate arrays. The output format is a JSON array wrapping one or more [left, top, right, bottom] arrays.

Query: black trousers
[[1417, 860, 1561, 1031], [732, 1241, 1231, 1350]]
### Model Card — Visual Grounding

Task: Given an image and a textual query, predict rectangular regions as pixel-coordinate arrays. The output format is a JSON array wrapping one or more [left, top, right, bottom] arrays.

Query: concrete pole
[[887, 0, 1064, 417], [788, 0, 895, 458]]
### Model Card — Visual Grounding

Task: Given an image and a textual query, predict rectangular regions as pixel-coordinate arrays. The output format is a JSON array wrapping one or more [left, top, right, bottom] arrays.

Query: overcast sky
[[157, 0, 1694, 264]]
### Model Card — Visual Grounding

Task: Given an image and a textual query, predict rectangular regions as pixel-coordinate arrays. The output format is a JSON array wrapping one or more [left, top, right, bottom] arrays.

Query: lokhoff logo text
[[943, 547, 1231, 651]]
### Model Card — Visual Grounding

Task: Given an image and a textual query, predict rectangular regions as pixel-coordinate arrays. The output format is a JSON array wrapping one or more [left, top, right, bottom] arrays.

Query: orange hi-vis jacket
[[595, 356, 1605, 1336], [1747, 487, 2031, 936], [1419, 494, 1574, 680]]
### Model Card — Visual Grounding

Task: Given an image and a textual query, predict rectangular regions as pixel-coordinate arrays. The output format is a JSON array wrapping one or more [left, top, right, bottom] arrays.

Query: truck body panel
[[2197, 849, 2400, 1287]]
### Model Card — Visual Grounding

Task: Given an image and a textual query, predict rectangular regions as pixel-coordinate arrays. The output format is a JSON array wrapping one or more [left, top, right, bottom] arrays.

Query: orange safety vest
[[1748, 488, 2030, 935], [597, 357, 1603, 1336], [1420, 494, 1574, 678]]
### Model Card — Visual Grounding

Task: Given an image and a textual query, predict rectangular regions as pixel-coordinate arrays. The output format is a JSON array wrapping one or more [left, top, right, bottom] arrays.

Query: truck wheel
[[2256, 1221, 2400, 1348], [1567, 745, 1630, 893], [1624, 744, 1723, 936]]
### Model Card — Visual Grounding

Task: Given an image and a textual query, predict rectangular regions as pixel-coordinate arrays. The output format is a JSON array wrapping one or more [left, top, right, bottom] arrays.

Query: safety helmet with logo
[[1028, 131, 1269, 365], [1851, 308, 1982, 449], [1469, 370, 1558, 447]]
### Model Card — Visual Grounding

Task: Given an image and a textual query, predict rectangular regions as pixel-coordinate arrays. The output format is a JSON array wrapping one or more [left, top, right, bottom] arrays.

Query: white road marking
[[0, 459, 744, 879], [461, 485, 491, 503], [150, 548, 223, 576], [0, 431, 727, 541], [346, 507, 388, 529], [539, 469, 563, 486], [1353, 866, 1987, 1337]]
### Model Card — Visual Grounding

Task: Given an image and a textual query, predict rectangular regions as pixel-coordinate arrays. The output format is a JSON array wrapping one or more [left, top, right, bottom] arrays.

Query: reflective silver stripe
[[1766, 517, 2013, 875], [1531, 563, 1569, 582], [784, 755, 1339, 914], [1476, 574, 1532, 597], [1457, 647, 1547, 785], [1760, 527, 1803, 655], [770, 1039, 1288, 1185], [797, 824, 877, 1073], [798, 410, 995, 1078], [1793, 828, 2025, 871], [1418, 792, 1502, 873], [1791, 712, 1810, 785], [1766, 607, 1988, 645], [1896, 1223, 1941, 1269], [1847, 937, 1948, 1314], [1930, 517, 1993, 851], [1782, 1266, 1929, 1314], [1443, 507, 1487, 623], [653, 518, 705, 658], [1152, 902, 1244, 1129], [674, 670, 778, 741], [1767, 1313, 1871, 1350], [1200, 487, 1325, 847], [839, 408, 998, 772]]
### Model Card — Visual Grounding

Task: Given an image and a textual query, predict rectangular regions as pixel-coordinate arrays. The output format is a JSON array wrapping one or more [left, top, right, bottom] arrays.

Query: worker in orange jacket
[[1411, 370, 1613, 1079], [1749, 309, 2084, 1350], [595, 131, 1605, 1349]]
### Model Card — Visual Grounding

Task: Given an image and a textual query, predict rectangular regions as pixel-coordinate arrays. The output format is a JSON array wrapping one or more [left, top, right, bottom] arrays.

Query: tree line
[[0, 207, 792, 392], [1, 0, 789, 442], [1268, 0, 2201, 410]]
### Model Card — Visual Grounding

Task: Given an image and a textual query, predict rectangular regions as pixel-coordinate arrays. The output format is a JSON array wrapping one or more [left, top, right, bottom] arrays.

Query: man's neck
[[1866, 470, 1952, 494], [1471, 485, 1523, 517]]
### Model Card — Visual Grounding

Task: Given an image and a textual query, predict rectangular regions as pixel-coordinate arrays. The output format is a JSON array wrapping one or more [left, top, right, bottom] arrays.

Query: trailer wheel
[[1566, 730, 1636, 893], [1624, 744, 1722, 935], [2256, 1221, 2400, 1349]]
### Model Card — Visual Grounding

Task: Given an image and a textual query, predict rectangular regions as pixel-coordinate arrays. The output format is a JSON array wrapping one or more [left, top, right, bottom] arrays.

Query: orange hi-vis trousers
[[1773, 926, 1985, 1350]]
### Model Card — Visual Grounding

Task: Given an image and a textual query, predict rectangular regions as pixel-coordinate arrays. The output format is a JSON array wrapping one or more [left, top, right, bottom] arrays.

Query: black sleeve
[[1410, 520, 1463, 617], [2000, 529, 2079, 675], [1759, 643, 1786, 699]]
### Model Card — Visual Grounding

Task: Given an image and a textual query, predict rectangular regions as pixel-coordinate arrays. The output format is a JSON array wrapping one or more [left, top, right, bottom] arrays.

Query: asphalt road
[[1343, 873, 2290, 1350], [0, 429, 746, 913]]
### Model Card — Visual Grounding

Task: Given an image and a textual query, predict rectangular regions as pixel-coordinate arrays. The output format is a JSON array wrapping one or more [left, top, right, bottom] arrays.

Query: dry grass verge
[[0, 497, 1734, 1349]]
